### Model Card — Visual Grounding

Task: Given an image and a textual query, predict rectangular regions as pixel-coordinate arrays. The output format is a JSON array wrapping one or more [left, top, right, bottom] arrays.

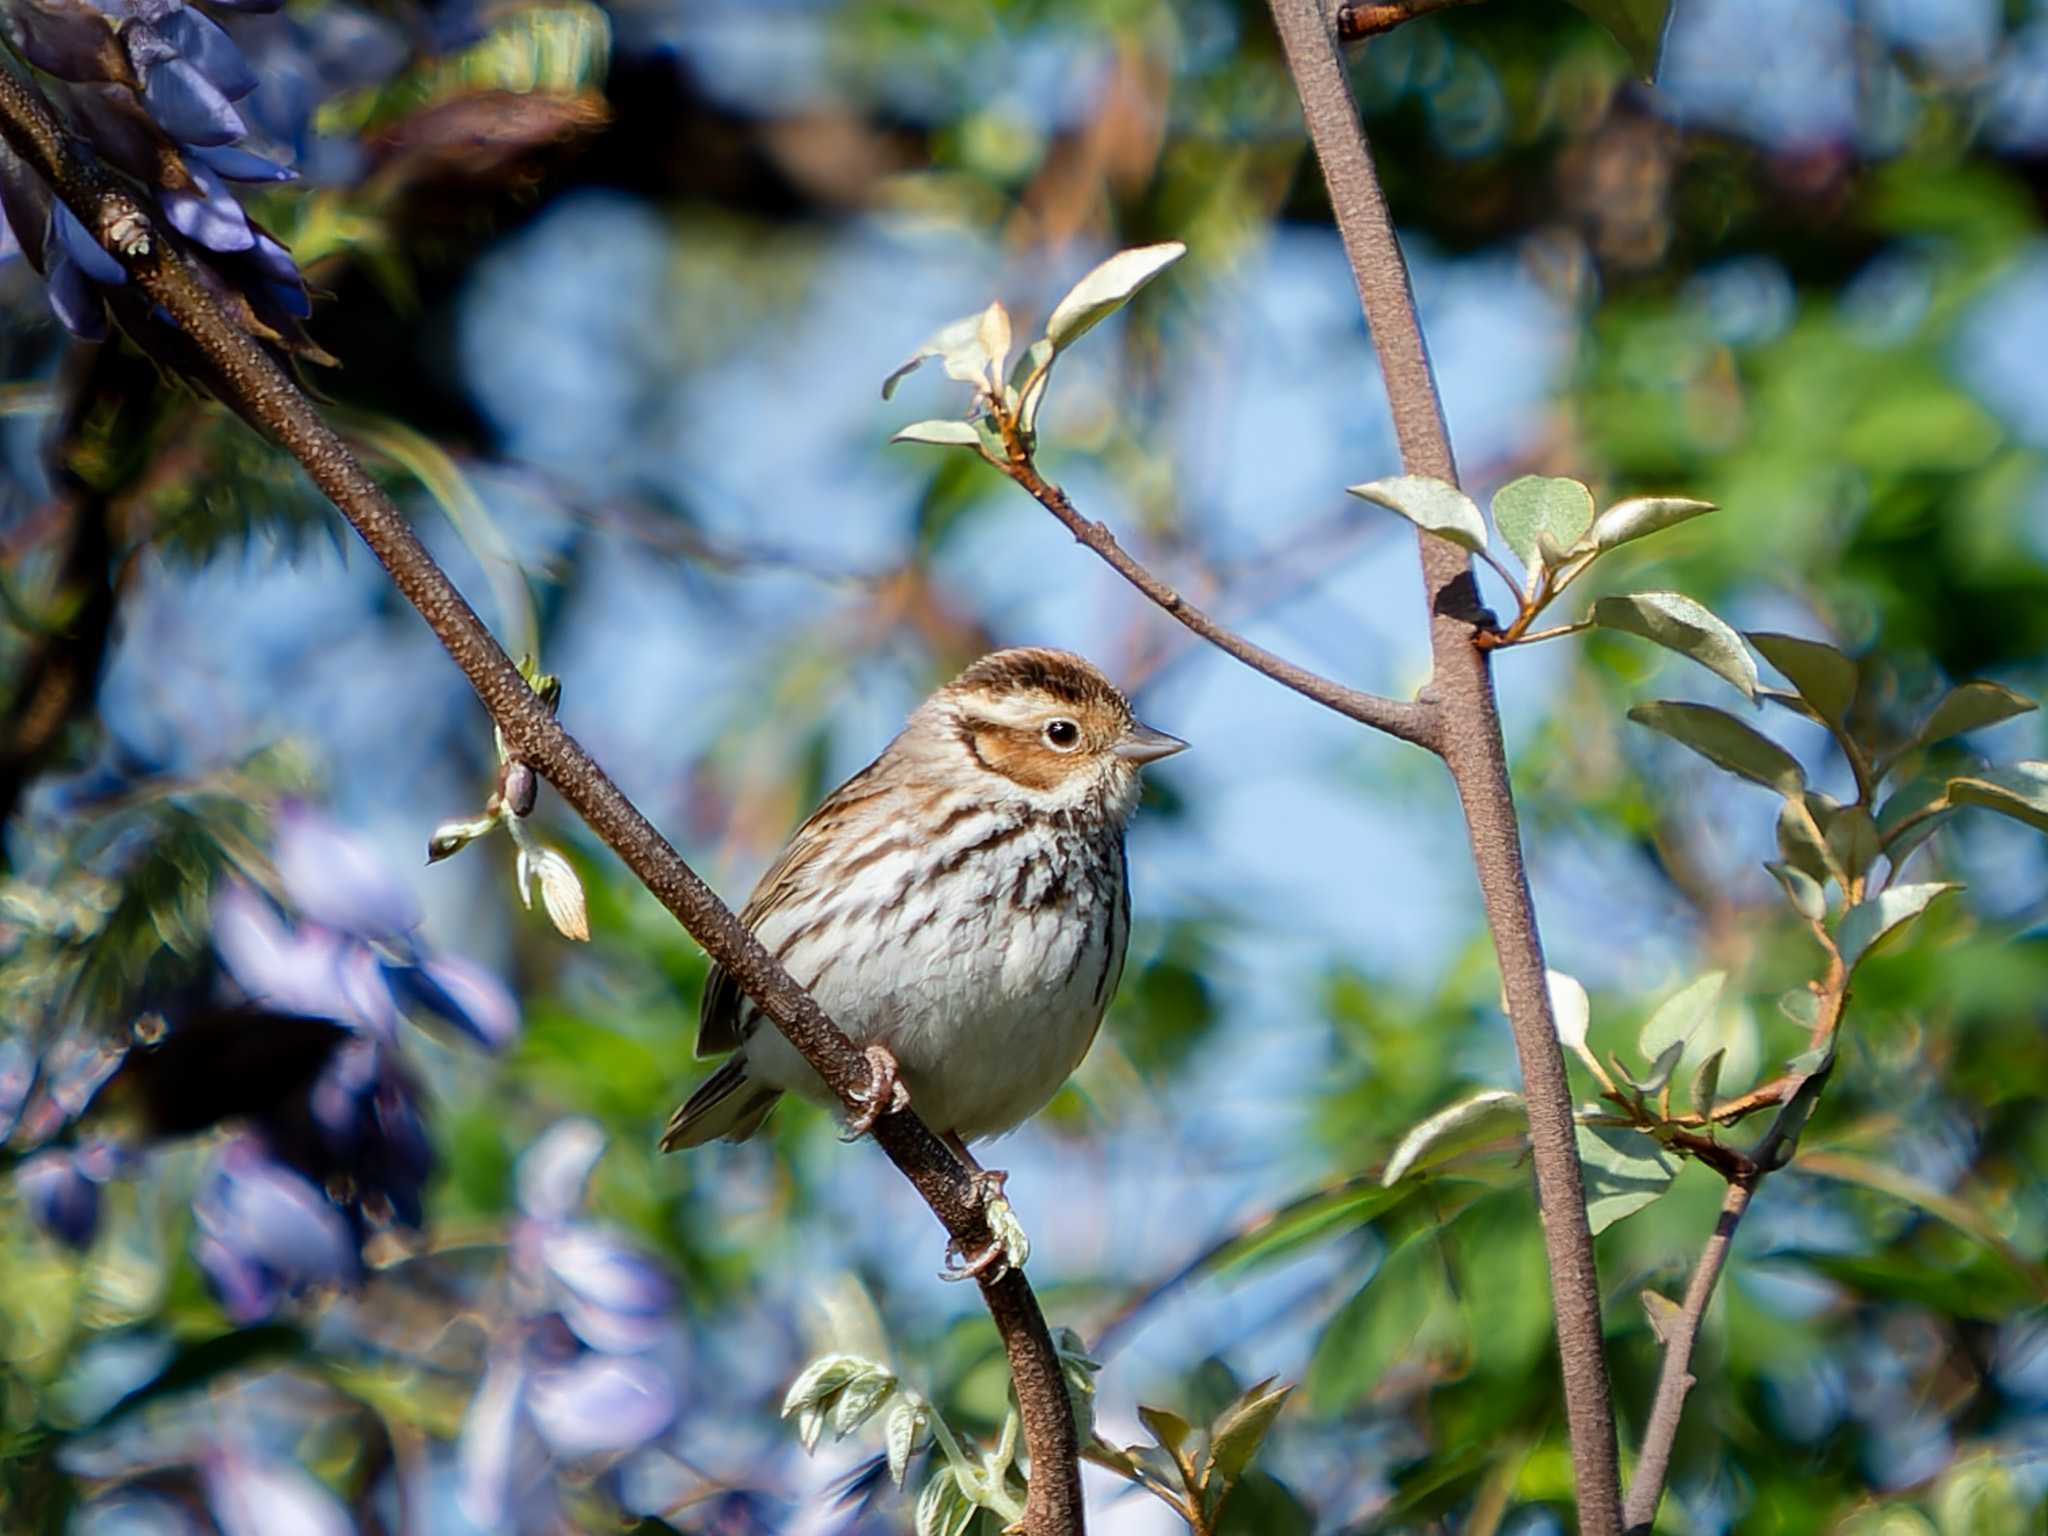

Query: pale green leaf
[[1837, 882, 1961, 972], [1011, 337, 1055, 437], [830, 1369, 897, 1439], [1381, 1089, 1527, 1186], [1765, 860, 1827, 921], [1044, 242, 1186, 351], [1576, 1125, 1679, 1233], [1637, 1038, 1685, 1097], [1750, 631, 1858, 731], [882, 312, 993, 400], [1491, 475, 1595, 577], [915, 1466, 978, 1536], [891, 419, 985, 449], [1778, 987, 1821, 1030], [977, 300, 1012, 384], [884, 1398, 927, 1488], [1948, 761, 2048, 834], [1629, 702, 1805, 795], [1346, 475, 1489, 553], [1825, 806, 1880, 886], [1306, 1228, 1459, 1410], [1594, 592, 1759, 699], [1909, 681, 2038, 754], [1637, 971, 1726, 1067], [1641, 1288, 1684, 1346], [1587, 493, 1715, 550], [1563, 0, 1675, 78], [782, 1354, 870, 1417], [1777, 795, 1835, 884]]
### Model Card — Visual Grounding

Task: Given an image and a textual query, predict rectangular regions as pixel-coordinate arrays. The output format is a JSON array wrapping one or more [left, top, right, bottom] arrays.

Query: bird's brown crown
[[939, 648, 1136, 794]]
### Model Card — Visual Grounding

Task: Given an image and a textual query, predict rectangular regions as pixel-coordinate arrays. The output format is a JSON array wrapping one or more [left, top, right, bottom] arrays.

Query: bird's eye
[[1043, 718, 1081, 751]]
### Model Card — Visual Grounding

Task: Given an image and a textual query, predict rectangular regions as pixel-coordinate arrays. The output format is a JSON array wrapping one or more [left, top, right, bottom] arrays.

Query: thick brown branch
[[997, 454, 1440, 751], [0, 60, 1083, 1536], [1622, 1178, 1754, 1534], [1262, 3, 1623, 1531]]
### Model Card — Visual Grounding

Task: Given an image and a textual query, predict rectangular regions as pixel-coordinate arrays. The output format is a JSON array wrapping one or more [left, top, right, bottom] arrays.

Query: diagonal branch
[[1262, 2, 1624, 1531], [0, 57, 1084, 1536], [996, 452, 1440, 751]]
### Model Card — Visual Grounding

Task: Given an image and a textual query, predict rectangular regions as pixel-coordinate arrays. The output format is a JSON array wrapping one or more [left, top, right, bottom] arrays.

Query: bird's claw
[[841, 1044, 911, 1141], [941, 1193, 1031, 1284]]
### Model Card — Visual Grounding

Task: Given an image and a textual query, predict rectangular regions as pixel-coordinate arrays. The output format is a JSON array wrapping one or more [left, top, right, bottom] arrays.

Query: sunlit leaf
[[882, 311, 993, 400], [1491, 475, 1594, 578], [884, 1398, 927, 1488], [1750, 631, 1857, 731], [891, 419, 985, 449], [1947, 761, 2048, 834], [1640, 1288, 1684, 1346], [1563, 0, 1674, 78], [1908, 681, 2038, 755], [1011, 337, 1055, 438], [1837, 882, 1960, 973], [1346, 475, 1489, 553], [1637, 971, 1725, 1067], [915, 1465, 978, 1536], [1137, 1404, 1195, 1457], [1689, 1047, 1725, 1119], [1575, 1124, 1678, 1233], [1628, 702, 1805, 795], [1547, 970, 1590, 1050], [1637, 1038, 1685, 1096], [1381, 1089, 1527, 1186], [1593, 592, 1759, 699], [1777, 795, 1835, 885], [1044, 242, 1186, 352], [1586, 493, 1714, 550]]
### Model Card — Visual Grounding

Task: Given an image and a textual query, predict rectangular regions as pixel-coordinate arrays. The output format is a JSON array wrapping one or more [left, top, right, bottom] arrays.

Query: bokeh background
[[1, 0, 2045, 1531]]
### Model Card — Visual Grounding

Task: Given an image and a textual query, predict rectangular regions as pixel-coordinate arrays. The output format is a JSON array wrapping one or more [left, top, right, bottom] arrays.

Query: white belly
[[738, 814, 1127, 1142]]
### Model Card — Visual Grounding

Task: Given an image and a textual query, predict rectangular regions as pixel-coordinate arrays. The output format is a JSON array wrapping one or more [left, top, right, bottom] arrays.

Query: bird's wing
[[693, 754, 896, 1057]]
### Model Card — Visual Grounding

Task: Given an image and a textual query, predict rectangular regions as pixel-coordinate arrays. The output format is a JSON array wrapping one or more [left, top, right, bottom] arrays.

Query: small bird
[[660, 647, 1185, 1272]]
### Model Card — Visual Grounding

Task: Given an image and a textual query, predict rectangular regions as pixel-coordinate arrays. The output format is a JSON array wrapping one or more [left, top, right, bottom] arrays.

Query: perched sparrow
[[660, 648, 1185, 1269]]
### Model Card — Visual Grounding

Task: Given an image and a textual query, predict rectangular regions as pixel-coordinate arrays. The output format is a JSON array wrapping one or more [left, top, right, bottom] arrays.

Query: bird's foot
[[941, 1193, 1031, 1283], [840, 1044, 911, 1141]]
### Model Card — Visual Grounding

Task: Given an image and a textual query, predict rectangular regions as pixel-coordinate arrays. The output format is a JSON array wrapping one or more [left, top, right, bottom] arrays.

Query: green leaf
[[1308, 1227, 1459, 1410], [1346, 475, 1489, 553], [883, 311, 997, 399], [1044, 242, 1186, 351], [915, 1465, 978, 1536], [1629, 702, 1805, 795], [1593, 592, 1759, 699], [1490, 475, 1594, 577], [1837, 882, 1960, 972], [1586, 493, 1715, 550], [1563, 0, 1674, 78], [1908, 681, 2038, 754], [1948, 761, 2048, 834], [1765, 861, 1827, 921], [1637, 1038, 1685, 1097], [1138, 1404, 1195, 1457], [884, 1398, 927, 1488], [1575, 1124, 1679, 1233], [1778, 987, 1822, 1030], [1203, 1378, 1295, 1516], [1749, 632, 1858, 731], [1637, 971, 1726, 1067], [1011, 337, 1055, 438], [830, 1369, 898, 1439], [891, 419, 986, 450], [1825, 807, 1881, 887], [1381, 1089, 1527, 1186], [1777, 795, 1835, 884], [1689, 1047, 1725, 1119], [1757, 1045, 1835, 1170]]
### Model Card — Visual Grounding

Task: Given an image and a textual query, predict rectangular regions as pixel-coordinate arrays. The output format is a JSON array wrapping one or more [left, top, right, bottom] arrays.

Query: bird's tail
[[660, 1057, 783, 1151]]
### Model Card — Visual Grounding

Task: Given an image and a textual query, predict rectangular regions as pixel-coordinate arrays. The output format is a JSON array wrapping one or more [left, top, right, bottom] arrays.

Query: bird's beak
[[1115, 722, 1189, 764]]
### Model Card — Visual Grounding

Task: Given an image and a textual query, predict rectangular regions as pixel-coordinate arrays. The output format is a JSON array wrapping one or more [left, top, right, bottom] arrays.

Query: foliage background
[[1, 0, 2044, 1531]]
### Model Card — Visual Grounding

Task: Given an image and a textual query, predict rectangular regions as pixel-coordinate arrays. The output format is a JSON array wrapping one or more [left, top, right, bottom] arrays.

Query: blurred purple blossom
[[273, 802, 421, 940], [192, 1138, 357, 1321], [526, 1354, 677, 1458], [72, 1491, 209, 1536], [0, 1035, 35, 1141], [201, 1446, 354, 1536], [19, 1146, 103, 1249]]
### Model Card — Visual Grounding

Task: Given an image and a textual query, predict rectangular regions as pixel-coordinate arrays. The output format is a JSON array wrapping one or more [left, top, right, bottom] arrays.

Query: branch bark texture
[[0, 60, 1083, 1536], [1261, 3, 1624, 1529]]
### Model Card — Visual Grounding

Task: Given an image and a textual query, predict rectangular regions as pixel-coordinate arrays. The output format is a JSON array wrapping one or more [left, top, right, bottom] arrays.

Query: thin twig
[[996, 452, 1440, 752], [0, 57, 1086, 1536], [1334, 0, 1486, 42], [1263, 2, 1624, 1530], [1621, 1176, 1754, 1535]]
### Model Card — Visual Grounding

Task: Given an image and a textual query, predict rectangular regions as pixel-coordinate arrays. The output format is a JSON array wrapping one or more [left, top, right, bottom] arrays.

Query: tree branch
[[0, 59, 1084, 1536], [1334, 0, 1485, 43], [1621, 1177, 1753, 1534], [996, 453, 1440, 752], [1262, 3, 1624, 1531]]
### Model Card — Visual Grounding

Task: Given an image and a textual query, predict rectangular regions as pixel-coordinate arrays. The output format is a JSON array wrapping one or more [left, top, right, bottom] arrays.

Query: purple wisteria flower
[[455, 1119, 680, 1529]]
